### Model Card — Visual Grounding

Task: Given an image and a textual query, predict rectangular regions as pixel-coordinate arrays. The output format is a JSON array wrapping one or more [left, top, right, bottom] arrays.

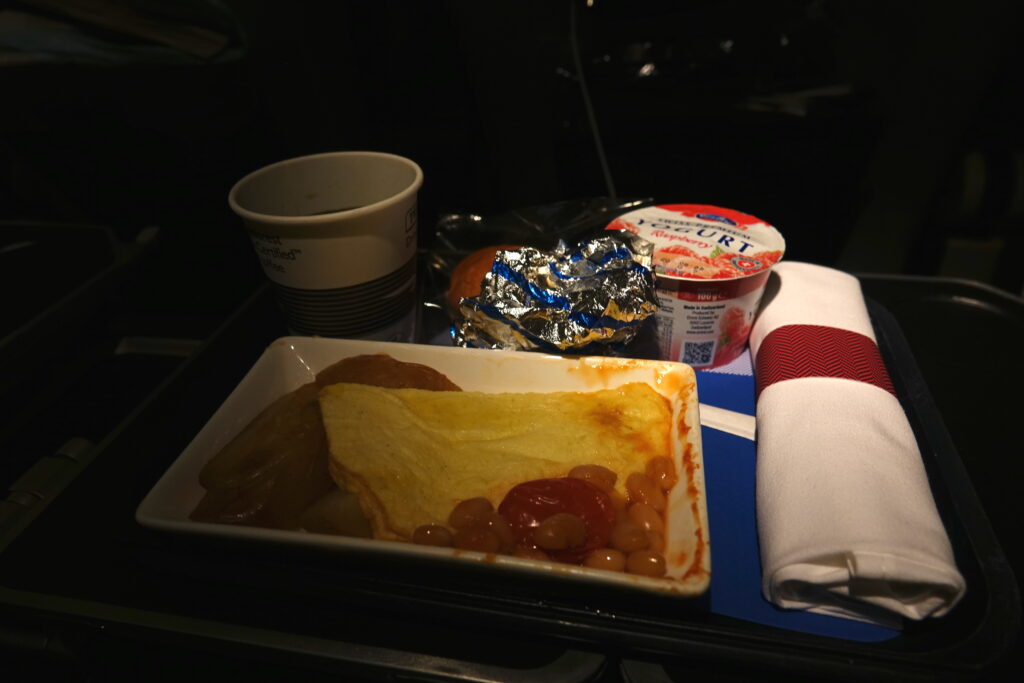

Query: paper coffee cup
[[228, 151, 423, 339], [606, 204, 785, 368]]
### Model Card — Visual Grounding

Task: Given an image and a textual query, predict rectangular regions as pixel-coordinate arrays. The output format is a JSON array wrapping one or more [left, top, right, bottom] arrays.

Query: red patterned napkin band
[[754, 324, 896, 399]]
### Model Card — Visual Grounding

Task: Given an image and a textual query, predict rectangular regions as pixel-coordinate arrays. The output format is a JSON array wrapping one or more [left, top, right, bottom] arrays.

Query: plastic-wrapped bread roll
[[446, 245, 520, 313]]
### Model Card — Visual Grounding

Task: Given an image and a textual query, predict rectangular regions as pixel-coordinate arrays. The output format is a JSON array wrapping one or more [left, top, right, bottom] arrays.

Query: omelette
[[318, 382, 672, 541]]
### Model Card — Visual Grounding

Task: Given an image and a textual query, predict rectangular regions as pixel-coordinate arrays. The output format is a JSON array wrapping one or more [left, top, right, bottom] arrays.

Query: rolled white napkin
[[749, 262, 965, 621]]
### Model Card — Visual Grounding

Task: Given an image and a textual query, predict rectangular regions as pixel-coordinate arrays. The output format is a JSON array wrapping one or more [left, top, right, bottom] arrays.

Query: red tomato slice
[[497, 477, 617, 564]]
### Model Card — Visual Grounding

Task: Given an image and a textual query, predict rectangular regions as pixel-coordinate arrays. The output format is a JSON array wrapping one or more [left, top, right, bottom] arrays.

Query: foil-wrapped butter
[[452, 235, 658, 353]]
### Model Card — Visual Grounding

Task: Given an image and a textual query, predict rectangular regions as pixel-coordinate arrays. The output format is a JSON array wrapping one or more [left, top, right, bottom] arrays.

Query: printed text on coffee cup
[[250, 231, 302, 273]]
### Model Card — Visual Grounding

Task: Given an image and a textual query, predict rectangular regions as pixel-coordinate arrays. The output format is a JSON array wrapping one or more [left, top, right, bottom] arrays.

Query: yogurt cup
[[606, 204, 785, 368]]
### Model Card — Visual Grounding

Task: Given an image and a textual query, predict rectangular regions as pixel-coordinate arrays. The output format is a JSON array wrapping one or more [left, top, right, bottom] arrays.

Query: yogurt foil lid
[[606, 204, 785, 281]]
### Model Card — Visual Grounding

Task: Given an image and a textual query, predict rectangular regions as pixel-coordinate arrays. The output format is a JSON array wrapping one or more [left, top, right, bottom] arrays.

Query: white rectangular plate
[[136, 337, 710, 597]]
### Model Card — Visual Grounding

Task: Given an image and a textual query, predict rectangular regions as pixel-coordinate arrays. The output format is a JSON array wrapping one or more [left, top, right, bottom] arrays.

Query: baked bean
[[645, 456, 677, 491], [647, 531, 665, 554], [583, 548, 627, 572], [449, 497, 494, 529], [532, 513, 587, 550], [481, 512, 515, 551], [568, 464, 617, 493], [609, 521, 649, 553], [627, 502, 665, 535], [412, 524, 453, 547], [626, 550, 667, 577], [626, 473, 666, 511], [453, 525, 501, 553]]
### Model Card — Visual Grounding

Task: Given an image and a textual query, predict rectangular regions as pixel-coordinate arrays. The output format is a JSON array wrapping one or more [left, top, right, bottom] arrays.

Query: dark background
[[2, 0, 1023, 315], [1, 0, 1022, 681]]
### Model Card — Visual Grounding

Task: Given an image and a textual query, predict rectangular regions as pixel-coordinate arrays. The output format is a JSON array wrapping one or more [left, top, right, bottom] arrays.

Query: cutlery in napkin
[[749, 261, 965, 621]]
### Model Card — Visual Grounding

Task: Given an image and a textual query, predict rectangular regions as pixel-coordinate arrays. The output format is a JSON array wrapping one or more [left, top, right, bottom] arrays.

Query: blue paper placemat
[[697, 354, 899, 642]]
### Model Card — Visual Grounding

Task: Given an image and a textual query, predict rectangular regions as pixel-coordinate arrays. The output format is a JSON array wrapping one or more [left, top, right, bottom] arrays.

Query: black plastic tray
[[0, 221, 155, 390], [0, 280, 1018, 681]]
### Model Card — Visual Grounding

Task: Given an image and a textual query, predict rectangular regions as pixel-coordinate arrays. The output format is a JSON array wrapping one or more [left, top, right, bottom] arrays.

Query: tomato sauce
[[498, 477, 617, 564]]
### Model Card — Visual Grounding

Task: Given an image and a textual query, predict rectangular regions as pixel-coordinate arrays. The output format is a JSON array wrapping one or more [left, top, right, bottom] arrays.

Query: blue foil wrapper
[[452, 235, 658, 353]]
